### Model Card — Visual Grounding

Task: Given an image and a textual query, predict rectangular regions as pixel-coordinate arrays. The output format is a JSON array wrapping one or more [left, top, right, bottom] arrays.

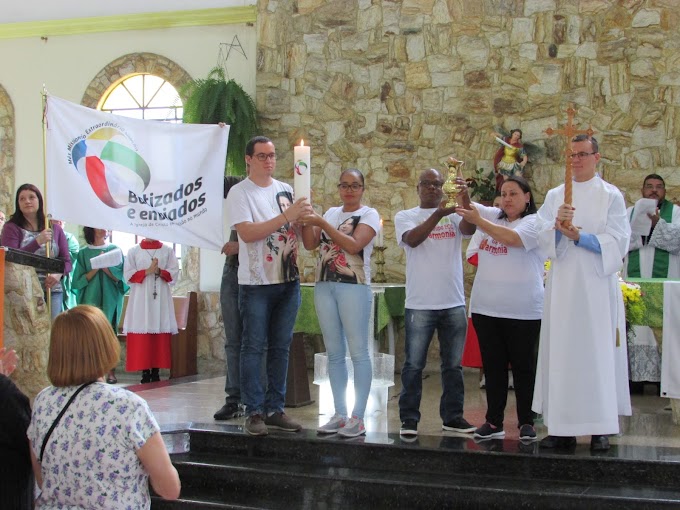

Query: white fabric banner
[[45, 95, 228, 251], [661, 281, 680, 398]]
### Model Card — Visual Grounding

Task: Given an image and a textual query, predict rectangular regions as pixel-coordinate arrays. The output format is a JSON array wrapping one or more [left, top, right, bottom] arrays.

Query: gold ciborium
[[442, 157, 465, 207]]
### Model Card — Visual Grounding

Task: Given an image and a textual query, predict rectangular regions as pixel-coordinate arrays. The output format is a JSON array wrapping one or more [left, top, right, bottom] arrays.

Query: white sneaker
[[317, 413, 347, 434], [338, 416, 366, 438]]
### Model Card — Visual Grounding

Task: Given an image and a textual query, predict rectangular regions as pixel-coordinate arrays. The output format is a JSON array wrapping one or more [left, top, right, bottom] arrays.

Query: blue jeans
[[50, 291, 63, 322], [220, 263, 242, 404], [399, 306, 467, 423], [239, 280, 300, 416], [314, 282, 372, 419]]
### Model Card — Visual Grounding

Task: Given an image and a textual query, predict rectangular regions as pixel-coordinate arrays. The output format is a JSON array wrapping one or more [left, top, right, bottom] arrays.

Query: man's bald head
[[416, 168, 445, 208]]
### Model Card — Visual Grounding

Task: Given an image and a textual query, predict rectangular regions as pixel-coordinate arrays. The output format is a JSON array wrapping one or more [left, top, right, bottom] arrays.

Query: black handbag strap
[[40, 381, 95, 462]]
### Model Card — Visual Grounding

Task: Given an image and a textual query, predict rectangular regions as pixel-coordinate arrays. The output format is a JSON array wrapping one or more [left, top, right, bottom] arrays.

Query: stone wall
[[256, 0, 680, 281], [0, 84, 14, 218], [172, 247, 225, 361], [3, 262, 51, 400]]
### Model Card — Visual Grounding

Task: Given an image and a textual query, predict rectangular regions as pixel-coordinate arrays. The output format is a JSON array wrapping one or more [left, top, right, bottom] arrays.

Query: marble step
[[170, 424, 680, 490], [155, 450, 680, 509], [152, 498, 235, 509]]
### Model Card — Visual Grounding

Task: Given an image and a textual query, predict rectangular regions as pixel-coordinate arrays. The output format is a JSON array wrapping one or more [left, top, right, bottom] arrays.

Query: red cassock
[[123, 240, 178, 371], [126, 333, 172, 371]]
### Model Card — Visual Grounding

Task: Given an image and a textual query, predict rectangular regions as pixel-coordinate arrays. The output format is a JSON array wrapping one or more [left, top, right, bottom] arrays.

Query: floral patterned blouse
[[27, 382, 159, 509]]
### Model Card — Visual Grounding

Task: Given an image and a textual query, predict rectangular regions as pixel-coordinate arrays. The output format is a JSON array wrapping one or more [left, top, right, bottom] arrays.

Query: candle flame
[[380, 218, 383, 227], [300, 139, 305, 146]]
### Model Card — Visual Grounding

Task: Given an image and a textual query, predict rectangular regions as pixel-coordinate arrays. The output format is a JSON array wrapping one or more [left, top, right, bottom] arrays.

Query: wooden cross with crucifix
[[545, 103, 595, 228]]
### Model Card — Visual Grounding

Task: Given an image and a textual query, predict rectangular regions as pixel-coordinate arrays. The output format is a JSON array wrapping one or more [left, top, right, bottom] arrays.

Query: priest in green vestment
[[623, 174, 680, 385]]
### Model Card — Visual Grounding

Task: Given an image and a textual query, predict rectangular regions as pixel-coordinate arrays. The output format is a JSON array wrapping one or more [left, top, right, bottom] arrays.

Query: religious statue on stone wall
[[491, 128, 540, 193]]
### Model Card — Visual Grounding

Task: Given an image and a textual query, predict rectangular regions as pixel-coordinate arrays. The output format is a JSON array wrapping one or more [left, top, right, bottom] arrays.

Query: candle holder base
[[373, 246, 386, 283]]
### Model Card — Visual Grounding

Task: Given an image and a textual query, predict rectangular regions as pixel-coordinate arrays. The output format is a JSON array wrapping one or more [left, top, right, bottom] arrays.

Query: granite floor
[[115, 366, 680, 449]]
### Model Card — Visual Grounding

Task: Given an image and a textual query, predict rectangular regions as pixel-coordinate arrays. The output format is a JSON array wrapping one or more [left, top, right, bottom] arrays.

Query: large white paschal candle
[[294, 140, 311, 204]]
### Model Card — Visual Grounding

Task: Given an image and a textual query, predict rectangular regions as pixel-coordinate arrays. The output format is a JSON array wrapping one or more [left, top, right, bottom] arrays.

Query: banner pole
[[41, 86, 52, 319]]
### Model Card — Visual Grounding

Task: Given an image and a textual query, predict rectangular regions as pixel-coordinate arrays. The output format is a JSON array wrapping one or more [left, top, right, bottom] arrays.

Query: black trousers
[[472, 313, 540, 428]]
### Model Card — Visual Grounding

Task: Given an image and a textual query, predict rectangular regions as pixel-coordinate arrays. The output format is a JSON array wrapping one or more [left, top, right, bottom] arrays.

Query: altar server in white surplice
[[532, 135, 632, 452], [123, 239, 179, 384]]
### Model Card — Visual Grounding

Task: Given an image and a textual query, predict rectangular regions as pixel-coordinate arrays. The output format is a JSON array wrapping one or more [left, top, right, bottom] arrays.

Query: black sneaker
[[442, 417, 476, 433], [214, 402, 243, 421], [400, 420, 418, 436], [519, 424, 537, 441], [474, 422, 505, 439]]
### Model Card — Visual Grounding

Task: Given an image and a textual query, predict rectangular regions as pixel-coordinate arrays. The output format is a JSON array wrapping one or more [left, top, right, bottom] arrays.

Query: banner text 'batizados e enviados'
[[45, 95, 229, 251]]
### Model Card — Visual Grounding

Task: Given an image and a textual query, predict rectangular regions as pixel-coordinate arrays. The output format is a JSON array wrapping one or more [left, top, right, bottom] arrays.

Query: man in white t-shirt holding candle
[[225, 136, 313, 436]]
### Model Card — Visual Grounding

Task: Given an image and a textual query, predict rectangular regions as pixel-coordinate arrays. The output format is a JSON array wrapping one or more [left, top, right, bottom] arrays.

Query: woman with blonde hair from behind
[[27, 305, 180, 509]]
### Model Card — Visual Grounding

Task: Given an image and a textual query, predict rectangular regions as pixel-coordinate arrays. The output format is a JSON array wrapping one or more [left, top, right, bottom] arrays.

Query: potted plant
[[181, 67, 259, 176], [466, 168, 497, 204]]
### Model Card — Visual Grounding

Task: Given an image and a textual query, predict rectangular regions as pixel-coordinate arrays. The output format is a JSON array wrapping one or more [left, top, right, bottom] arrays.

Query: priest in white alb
[[532, 135, 632, 452]]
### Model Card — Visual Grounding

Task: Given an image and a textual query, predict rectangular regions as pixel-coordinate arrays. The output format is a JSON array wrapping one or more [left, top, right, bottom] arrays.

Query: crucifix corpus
[[545, 103, 595, 229]]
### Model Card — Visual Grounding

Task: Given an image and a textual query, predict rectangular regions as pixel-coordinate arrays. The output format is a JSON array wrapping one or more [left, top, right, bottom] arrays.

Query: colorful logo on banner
[[71, 127, 150, 209]]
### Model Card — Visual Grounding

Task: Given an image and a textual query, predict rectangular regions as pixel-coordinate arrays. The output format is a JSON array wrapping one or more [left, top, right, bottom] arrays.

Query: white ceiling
[[0, 0, 255, 24]]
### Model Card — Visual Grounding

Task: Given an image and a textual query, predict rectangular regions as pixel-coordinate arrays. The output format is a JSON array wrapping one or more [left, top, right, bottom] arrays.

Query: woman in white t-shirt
[[301, 169, 380, 438], [463, 194, 502, 389], [456, 176, 546, 442]]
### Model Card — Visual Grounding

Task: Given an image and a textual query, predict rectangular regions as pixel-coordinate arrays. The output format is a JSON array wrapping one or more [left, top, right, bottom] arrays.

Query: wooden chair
[[170, 292, 198, 378], [118, 291, 198, 379]]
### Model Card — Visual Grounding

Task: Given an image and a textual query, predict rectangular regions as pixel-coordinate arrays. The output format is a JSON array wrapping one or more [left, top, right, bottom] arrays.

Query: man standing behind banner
[[533, 135, 631, 452], [225, 136, 313, 436], [623, 174, 680, 388], [214, 175, 246, 421]]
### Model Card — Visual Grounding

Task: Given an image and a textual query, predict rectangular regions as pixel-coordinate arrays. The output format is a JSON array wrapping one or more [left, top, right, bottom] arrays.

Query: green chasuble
[[72, 244, 129, 330], [62, 232, 80, 310], [628, 199, 674, 278]]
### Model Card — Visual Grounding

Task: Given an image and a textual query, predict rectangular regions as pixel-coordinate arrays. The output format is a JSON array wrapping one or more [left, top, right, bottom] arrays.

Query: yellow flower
[[619, 279, 645, 325]]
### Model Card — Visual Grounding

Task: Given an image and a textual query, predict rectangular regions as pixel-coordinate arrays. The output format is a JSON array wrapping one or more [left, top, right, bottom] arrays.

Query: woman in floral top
[[301, 169, 380, 438], [27, 305, 180, 509]]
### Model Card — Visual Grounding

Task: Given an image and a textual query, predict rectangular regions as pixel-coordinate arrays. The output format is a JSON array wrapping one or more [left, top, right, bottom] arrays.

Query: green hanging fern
[[181, 67, 259, 176]]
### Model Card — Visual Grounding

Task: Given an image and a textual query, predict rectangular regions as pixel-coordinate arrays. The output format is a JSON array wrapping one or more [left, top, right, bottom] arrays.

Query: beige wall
[[0, 24, 256, 200], [0, 22, 257, 363]]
